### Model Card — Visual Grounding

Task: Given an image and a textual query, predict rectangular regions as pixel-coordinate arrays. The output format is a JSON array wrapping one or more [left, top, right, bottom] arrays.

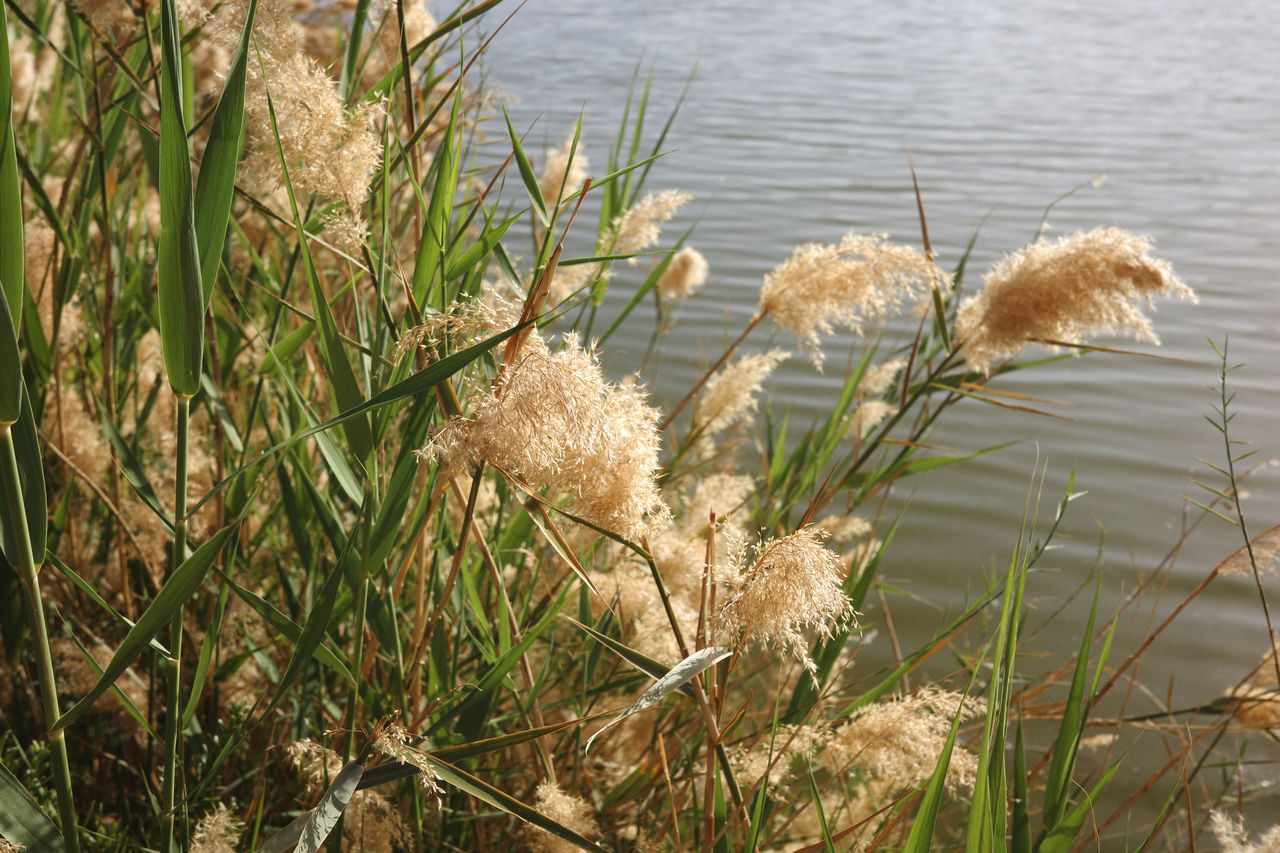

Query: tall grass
[[0, 1, 1275, 851]]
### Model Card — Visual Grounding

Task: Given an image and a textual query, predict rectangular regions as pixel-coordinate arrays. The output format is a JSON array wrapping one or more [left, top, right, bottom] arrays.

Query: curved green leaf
[[50, 527, 235, 732]]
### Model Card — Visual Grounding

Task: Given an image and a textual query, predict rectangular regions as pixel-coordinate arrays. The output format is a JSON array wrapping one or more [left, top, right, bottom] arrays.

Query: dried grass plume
[[956, 227, 1196, 373], [758, 232, 942, 369], [718, 526, 854, 673]]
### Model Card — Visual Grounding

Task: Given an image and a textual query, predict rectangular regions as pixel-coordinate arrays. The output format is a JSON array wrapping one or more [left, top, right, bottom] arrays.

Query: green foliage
[[0, 2, 1264, 851]]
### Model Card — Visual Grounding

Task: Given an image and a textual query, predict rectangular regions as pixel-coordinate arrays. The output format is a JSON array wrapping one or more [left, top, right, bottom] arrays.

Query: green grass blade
[[193, 0, 257, 300], [188, 321, 524, 518], [411, 94, 460, 308], [1042, 571, 1103, 830], [0, 239, 21, 426], [585, 647, 731, 753], [50, 526, 236, 732], [902, 664, 985, 853], [0, 4, 23, 331], [503, 107, 549, 227], [0, 761, 66, 853], [157, 0, 206, 397]]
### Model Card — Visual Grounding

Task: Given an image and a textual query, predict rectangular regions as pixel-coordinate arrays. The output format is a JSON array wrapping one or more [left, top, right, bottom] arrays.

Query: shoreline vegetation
[[0, 1, 1276, 850]]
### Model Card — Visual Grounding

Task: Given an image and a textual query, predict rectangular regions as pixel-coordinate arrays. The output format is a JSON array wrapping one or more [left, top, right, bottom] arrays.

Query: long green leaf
[[411, 93, 460, 307], [585, 646, 730, 753], [902, 665, 984, 853], [503, 107, 548, 227], [157, 0, 205, 397], [0, 761, 65, 853], [0, 4, 23, 331], [50, 527, 235, 732], [1042, 572, 1103, 831], [193, 0, 257, 300]]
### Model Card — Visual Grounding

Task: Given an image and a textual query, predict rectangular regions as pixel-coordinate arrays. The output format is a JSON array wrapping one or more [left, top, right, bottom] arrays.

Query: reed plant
[[0, 1, 1276, 851]]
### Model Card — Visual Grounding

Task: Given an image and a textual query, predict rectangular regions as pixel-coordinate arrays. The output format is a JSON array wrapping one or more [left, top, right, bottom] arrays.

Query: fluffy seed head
[[718, 526, 854, 673], [607, 190, 691, 258], [1211, 811, 1280, 853], [426, 330, 668, 539], [822, 689, 984, 796], [656, 246, 710, 302], [527, 781, 598, 853], [956, 227, 1196, 373], [758, 233, 942, 369], [696, 349, 788, 438], [538, 133, 589, 207]]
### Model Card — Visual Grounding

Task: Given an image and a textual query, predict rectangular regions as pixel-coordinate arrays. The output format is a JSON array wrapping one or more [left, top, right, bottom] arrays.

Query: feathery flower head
[[1211, 811, 1280, 853], [607, 189, 691, 258], [718, 526, 854, 673], [956, 227, 1196, 373], [527, 781, 598, 853], [538, 133, 589, 207], [190, 805, 244, 853], [758, 233, 943, 370], [656, 246, 710, 302], [424, 328, 668, 540], [822, 689, 984, 796], [696, 348, 789, 438]]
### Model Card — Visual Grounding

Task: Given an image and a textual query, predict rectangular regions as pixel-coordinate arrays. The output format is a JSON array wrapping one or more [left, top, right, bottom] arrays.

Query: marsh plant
[[0, 1, 1276, 851]]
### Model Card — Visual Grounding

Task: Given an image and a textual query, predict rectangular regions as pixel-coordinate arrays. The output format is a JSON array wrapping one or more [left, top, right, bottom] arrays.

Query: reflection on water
[[482, 0, 1280, 835]]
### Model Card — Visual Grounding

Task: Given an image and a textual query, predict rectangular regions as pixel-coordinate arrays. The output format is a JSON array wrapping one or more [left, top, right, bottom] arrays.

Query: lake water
[[480, 0, 1280, 836]]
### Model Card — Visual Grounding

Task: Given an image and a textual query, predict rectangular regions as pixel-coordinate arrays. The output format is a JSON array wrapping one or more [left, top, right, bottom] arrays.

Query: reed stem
[[160, 395, 191, 852], [1, 423, 82, 853]]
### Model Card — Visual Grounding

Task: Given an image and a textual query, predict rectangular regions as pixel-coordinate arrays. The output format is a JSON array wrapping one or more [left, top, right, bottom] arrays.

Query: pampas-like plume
[[526, 781, 599, 853], [718, 526, 854, 673], [822, 689, 984, 796], [656, 246, 709, 302], [758, 232, 942, 369], [956, 227, 1196, 373], [695, 349, 788, 438], [607, 190, 691, 258], [425, 327, 668, 540]]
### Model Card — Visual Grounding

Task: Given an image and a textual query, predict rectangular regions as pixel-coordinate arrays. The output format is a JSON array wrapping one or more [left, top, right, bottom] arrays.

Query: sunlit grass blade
[[50, 526, 236, 732], [157, 0, 205, 397], [411, 92, 460, 308], [503, 107, 549, 227], [585, 647, 731, 753]]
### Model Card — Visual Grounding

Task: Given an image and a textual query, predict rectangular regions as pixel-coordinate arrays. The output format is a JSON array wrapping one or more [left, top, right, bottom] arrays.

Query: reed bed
[[0, 1, 1276, 851]]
